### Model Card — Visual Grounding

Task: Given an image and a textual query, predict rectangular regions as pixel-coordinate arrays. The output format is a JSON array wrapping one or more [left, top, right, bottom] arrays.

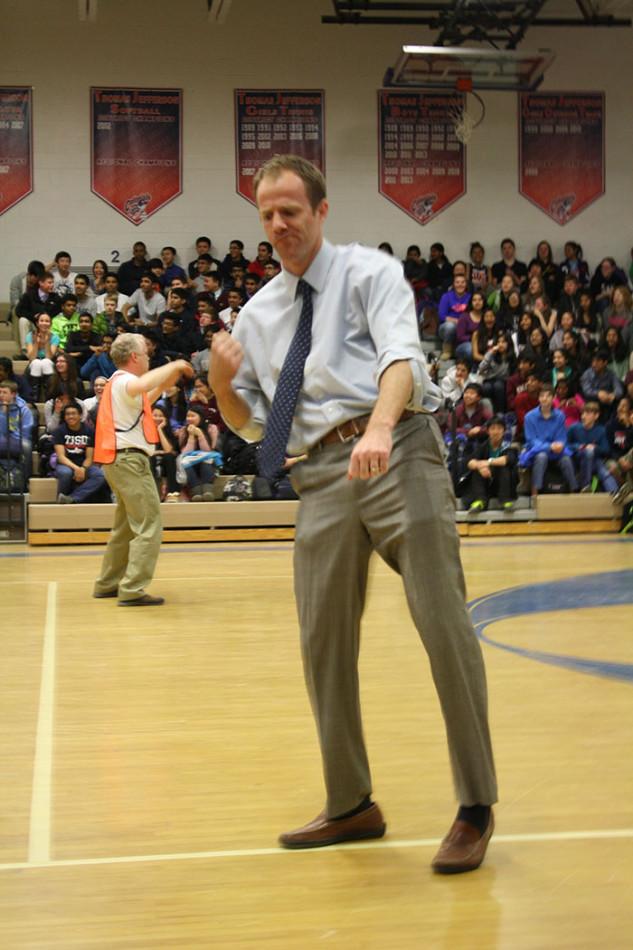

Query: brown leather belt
[[316, 410, 415, 449]]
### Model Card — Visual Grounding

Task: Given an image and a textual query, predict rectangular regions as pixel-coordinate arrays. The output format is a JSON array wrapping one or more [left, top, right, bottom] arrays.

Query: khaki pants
[[291, 414, 498, 817], [94, 451, 162, 601]]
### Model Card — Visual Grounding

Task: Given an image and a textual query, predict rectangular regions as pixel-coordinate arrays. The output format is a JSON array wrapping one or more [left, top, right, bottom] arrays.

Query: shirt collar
[[280, 239, 336, 298]]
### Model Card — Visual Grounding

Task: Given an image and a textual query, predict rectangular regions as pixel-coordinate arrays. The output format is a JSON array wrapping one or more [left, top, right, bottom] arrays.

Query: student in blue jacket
[[520, 383, 577, 497]]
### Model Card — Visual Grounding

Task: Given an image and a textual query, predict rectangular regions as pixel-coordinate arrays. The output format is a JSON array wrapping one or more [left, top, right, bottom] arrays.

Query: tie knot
[[297, 278, 312, 299]]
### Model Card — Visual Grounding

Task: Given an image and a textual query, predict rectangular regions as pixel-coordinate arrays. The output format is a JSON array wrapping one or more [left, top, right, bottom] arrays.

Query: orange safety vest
[[94, 371, 159, 464]]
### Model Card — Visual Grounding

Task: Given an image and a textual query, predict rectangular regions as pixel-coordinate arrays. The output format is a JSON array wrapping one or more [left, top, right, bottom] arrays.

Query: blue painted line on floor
[[469, 570, 633, 684]]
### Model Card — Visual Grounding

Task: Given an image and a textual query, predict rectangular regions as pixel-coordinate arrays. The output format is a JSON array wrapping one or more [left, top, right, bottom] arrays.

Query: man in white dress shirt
[[210, 155, 497, 874]]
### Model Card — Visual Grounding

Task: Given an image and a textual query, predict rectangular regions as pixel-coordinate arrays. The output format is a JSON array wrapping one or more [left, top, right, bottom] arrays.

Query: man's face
[[592, 358, 607, 374], [105, 275, 119, 295], [133, 243, 147, 262], [227, 291, 242, 309], [0, 386, 14, 405], [245, 278, 258, 296], [526, 375, 541, 394], [27, 272, 40, 288], [75, 277, 89, 296], [257, 170, 328, 276], [488, 423, 504, 444], [161, 248, 175, 266], [229, 242, 242, 259], [104, 298, 117, 315], [564, 278, 577, 295], [581, 407, 599, 428], [257, 242, 271, 262], [140, 277, 153, 294], [79, 316, 92, 332], [501, 275, 514, 293], [56, 255, 71, 275], [407, 249, 420, 262], [430, 246, 441, 262], [197, 258, 211, 274], [204, 275, 220, 292], [471, 245, 483, 264], [263, 262, 278, 280], [196, 240, 211, 256], [102, 336, 113, 351], [502, 241, 515, 260], [64, 407, 81, 428], [454, 276, 467, 295], [40, 276, 54, 294], [463, 387, 479, 408], [539, 389, 554, 411], [162, 318, 176, 335], [62, 300, 76, 317], [199, 312, 212, 328], [169, 293, 184, 311]]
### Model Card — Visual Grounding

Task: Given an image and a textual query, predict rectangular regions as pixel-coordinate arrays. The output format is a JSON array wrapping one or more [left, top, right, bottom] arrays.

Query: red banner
[[235, 90, 325, 205], [519, 92, 605, 225], [91, 87, 182, 225], [0, 87, 33, 216], [378, 91, 465, 224]]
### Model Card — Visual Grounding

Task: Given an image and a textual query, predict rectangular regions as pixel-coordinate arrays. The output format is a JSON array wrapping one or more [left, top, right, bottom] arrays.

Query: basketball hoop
[[449, 88, 486, 144]]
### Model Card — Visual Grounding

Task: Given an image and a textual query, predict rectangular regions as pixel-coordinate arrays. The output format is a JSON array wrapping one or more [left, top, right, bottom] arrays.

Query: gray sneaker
[[57, 493, 74, 504]]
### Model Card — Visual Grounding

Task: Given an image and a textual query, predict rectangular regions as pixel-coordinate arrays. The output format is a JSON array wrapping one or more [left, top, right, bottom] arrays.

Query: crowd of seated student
[[4, 236, 633, 525], [385, 236, 633, 519]]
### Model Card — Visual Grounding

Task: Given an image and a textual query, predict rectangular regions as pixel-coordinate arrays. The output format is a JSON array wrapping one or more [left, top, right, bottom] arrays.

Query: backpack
[[223, 475, 253, 501]]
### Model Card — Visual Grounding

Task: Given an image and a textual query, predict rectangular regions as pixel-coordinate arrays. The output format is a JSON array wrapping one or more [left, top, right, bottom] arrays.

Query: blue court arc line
[[468, 570, 633, 684]]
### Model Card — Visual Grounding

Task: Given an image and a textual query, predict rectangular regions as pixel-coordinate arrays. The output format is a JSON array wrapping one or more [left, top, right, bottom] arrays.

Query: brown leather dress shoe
[[279, 802, 386, 849], [432, 810, 494, 874]]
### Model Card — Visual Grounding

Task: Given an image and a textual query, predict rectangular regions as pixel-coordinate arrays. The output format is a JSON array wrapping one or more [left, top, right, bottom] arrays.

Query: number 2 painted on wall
[[110, 250, 120, 264]]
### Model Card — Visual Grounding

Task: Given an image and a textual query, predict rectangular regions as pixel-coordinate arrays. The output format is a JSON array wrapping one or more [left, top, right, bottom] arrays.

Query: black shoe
[[93, 589, 118, 599], [118, 594, 165, 606]]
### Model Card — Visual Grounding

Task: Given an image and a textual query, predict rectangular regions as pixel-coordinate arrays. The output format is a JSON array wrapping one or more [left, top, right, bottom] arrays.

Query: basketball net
[[449, 82, 486, 144]]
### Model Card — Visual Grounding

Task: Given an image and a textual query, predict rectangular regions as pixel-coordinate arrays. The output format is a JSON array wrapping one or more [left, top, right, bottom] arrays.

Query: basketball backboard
[[385, 46, 556, 92]]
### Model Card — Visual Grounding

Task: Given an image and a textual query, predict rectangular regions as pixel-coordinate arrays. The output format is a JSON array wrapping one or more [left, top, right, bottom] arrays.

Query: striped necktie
[[258, 278, 313, 479]]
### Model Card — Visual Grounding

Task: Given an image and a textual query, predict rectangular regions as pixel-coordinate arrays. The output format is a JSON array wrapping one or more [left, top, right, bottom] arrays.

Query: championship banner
[[0, 87, 33, 216], [519, 92, 605, 225], [378, 90, 465, 224], [235, 89, 325, 204], [91, 87, 182, 225]]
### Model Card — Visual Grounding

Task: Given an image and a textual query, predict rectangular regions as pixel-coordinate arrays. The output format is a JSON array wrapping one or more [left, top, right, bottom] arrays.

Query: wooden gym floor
[[1, 535, 632, 949]]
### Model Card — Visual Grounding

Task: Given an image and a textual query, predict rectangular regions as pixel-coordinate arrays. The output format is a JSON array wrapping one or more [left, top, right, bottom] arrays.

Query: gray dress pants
[[291, 413, 498, 818]]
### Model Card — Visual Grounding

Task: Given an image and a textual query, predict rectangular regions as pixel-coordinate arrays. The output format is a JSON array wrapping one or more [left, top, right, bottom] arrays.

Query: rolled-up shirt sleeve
[[231, 318, 268, 443], [363, 254, 442, 413]]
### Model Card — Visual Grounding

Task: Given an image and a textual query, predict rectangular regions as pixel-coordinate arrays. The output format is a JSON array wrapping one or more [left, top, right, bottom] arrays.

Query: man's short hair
[[197, 253, 213, 264], [488, 415, 505, 428], [110, 333, 145, 368], [79, 311, 94, 321], [204, 272, 221, 285], [0, 379, 18, 393], [40, 271, 54, 282], [540, 382, 554, 395], [583, 400, 600, 413], [430, 242, 445, 254], [196, 236, 211, 246], [61, 294, 78, 305], [168, 288, 188, 302], [55, 251, 72, 262], [60, 401, 82, 421], [455, 356, 471, 370], [148, 258, 163, 270], [594, 349, 609, 362], [253, 154, 326, 211], [245, 273, 261, 285], [162, 246, 177, 256], [258, 241, 273, 253], [464, 382, 483, 397], [27, 260, 45, 277], [162, 313, 180, 326], [500, 238, 515, 249]]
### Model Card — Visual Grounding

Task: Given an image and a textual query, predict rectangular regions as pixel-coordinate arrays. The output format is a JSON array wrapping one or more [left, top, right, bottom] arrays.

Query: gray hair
[[110, 333, 145, 368]]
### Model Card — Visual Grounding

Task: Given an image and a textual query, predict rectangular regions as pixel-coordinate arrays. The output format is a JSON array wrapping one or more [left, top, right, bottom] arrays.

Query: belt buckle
[[336, 418, 360, 443]]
